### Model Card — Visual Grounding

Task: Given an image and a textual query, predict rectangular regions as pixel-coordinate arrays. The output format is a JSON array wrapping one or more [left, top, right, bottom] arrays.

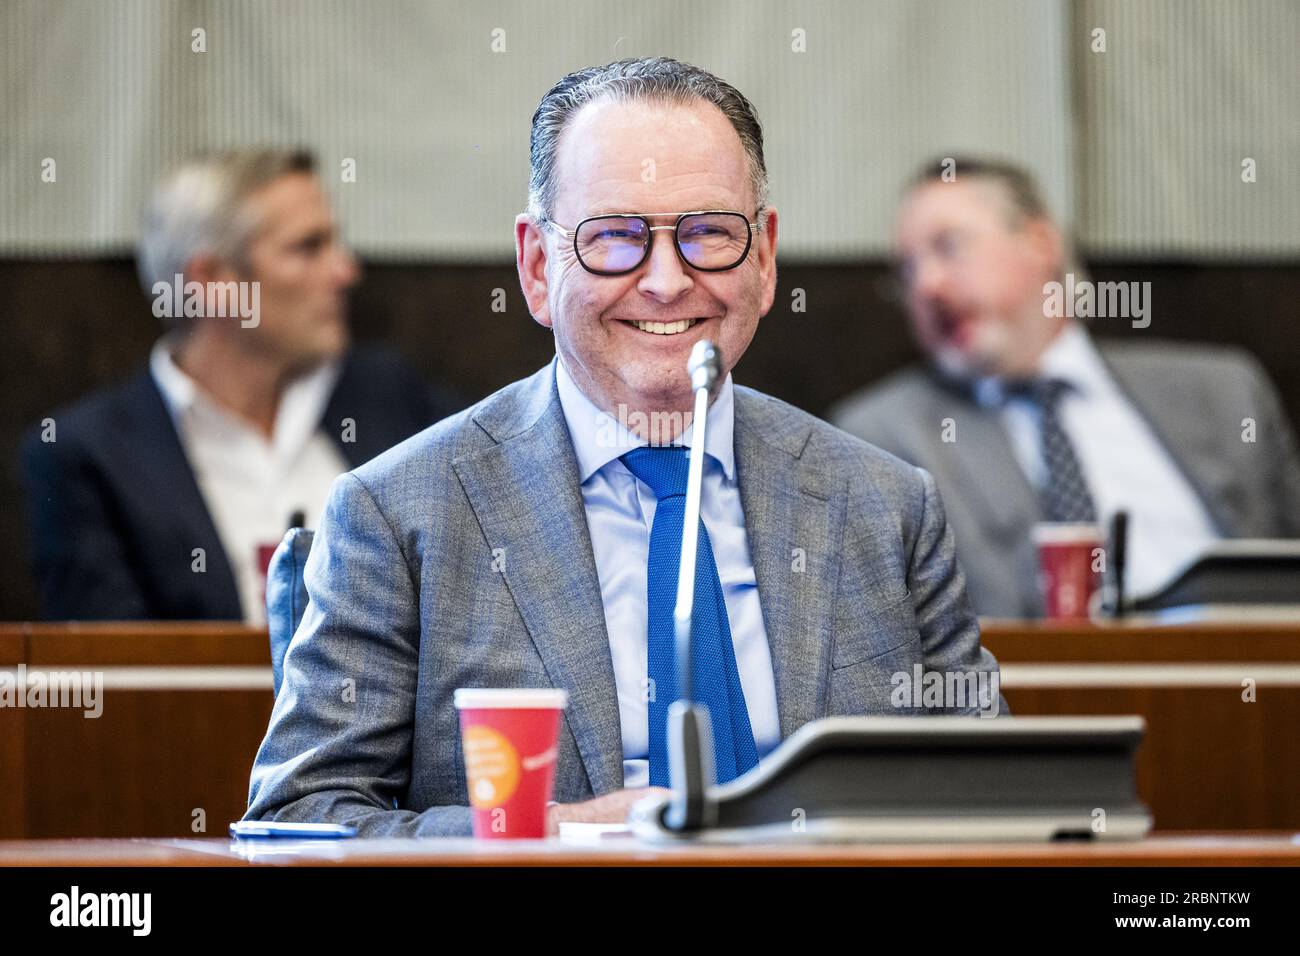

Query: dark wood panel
[[0, 630, 25, 837], [16, 622, 270, 666], [22, 689, 273, 838], [983, 621, 1300, 662], [5, 621, 1300, 836], [1003, 687, 1300, 831], [0, 709, 24, 840], [0, 631, 22, 664]]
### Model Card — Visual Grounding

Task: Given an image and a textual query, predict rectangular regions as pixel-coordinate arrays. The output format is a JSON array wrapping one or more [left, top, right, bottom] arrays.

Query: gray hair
[[136, 148, 315, 296], [527, 57, 769, 222]]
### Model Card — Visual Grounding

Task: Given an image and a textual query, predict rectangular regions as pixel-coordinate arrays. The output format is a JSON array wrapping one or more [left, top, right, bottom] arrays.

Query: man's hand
[[545, 787, 671, 836]]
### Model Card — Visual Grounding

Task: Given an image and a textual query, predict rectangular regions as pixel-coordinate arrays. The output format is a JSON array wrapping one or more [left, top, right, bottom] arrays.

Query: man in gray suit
[[833, 158, 1300, 618], [246, 59, 1002, 837]]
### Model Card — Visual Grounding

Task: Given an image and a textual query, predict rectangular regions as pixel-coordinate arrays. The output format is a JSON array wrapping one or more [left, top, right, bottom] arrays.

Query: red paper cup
[[453, 688, 568, 839], [256, 543, 278, 609], [1033, 523, 1102, 620]]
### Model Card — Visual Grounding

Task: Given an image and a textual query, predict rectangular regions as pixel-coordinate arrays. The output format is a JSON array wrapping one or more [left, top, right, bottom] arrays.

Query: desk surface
[[1, 834, 1297, 867]]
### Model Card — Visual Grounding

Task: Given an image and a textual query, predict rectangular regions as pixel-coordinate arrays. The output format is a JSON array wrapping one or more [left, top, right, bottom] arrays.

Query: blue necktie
[[620, 445, 759, 786]]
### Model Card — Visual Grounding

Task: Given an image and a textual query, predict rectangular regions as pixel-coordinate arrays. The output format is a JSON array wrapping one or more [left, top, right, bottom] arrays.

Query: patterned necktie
[[620, 445, 758, 786], [1016, 378, 1098, 523]]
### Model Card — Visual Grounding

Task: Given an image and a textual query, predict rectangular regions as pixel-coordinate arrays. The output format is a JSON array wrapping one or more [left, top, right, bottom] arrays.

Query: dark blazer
[[830, 338, 1300, 617], [21, 346, 461, 621]]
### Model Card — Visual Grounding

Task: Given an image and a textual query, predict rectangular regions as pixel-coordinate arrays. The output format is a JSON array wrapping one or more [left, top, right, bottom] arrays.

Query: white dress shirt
[[149, 337, 349, 624], [973, 324, 1221, 598], [554, 357, 782, 787]]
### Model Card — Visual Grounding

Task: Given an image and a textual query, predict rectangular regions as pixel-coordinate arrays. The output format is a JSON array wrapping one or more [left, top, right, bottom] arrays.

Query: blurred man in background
[[22, 148, 460, 622], [832, 157, 1300, 617]]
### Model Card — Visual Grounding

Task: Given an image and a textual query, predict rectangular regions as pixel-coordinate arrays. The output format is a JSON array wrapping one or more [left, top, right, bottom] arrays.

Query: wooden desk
[[980, 620, 1300, 831], [0, 623, 273, 840], [2, 620, 1298, 839], [0, 833, 1296, 867]]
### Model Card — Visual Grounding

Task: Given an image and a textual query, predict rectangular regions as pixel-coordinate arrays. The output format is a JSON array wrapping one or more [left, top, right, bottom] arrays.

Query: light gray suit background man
[[246, 60, 1003, 837], [832, 159, 1300, 618]]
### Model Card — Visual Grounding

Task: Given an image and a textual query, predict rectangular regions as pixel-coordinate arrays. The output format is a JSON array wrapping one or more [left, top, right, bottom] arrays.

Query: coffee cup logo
[[463, 725, 521, 808]]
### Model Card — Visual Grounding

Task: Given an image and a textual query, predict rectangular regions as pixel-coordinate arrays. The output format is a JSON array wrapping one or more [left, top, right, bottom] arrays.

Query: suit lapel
[[125, 372, 242, 618], [928, 382, 1041, 544], [323, 354, 377, 468], [734, 390, 844, 739], [322, 352, 402, 468], [1100, 346, 1241, 535], [451, 364, 624, 795]]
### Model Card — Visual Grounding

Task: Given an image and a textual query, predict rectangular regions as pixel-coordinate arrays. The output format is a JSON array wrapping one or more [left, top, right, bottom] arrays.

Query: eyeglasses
[[544, 210, 761, 276], [896, 229, 973, 291]]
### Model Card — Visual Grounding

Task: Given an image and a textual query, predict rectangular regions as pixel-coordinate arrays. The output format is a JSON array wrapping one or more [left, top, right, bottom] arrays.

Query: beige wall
[[0, 0, 1294, 260]]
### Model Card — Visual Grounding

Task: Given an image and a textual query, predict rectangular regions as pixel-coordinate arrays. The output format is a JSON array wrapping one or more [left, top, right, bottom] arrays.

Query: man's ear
[[756, 207, 779, 317], [176, 253, 243, 328], [1024, 216, 1064, 278], [515, 214, 552, 329], [184, 253, 221, 286], [184, 252, 245, 288]]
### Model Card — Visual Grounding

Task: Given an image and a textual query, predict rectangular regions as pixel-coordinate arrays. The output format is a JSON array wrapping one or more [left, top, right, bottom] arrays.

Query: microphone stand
[[662, 340, 721, 833], [1108, 510, 1129, 619]]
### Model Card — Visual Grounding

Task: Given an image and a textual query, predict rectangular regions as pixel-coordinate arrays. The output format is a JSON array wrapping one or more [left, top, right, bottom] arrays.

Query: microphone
[[663, 340, 721, 832], [1108, 510, 1129, 618], [674, 340, 720, 699]]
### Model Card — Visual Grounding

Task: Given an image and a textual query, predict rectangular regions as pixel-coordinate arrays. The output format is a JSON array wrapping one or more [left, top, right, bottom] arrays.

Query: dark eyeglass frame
[[543, 209, 762, 276]]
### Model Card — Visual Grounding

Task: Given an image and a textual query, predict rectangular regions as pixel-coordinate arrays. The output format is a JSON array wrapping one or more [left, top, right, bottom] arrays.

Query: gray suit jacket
[[830, 338, 1300, 618], [246, 360, 1002, 836]]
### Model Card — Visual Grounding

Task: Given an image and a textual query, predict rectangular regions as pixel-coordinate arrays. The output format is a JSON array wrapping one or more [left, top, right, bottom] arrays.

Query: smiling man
[[246, 58, 1003, 837]]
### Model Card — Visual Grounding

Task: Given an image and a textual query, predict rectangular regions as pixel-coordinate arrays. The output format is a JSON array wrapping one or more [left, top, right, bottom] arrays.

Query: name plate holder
[[630, 716, 1151, 844]]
